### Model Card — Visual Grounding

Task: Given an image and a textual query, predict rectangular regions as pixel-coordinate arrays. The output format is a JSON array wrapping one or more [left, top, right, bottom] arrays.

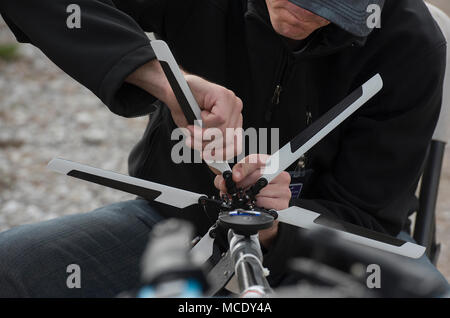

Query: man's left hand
[[214, 154, 292, 248]]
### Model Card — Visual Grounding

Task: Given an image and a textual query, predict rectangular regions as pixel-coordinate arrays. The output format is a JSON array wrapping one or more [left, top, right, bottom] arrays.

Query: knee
[[0, 237, 30, 297], [0, 224, 57, 297]]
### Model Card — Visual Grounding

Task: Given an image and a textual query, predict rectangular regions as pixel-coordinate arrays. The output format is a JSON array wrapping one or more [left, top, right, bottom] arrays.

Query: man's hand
[[214, 154, 292, 248], [126, 59, 243, 162], [183, 75, 243, 162]]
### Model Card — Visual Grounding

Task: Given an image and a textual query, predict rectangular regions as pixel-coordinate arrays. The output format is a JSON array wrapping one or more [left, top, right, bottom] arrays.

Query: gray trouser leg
[[0, 199, 163, 297]]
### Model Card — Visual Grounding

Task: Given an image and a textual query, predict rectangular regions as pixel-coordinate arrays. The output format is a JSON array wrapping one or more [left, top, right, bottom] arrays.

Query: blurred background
[[0, 1, 449, 280]]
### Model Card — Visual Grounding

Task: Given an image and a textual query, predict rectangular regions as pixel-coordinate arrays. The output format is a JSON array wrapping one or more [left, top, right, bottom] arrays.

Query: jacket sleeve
[[0, 0, 167, 117]]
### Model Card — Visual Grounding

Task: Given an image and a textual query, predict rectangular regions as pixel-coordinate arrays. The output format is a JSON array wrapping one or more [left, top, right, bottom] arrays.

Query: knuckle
[[280, 171, 291, 184], [214, 175, 221, 186], [235, 97, 243, 112], [220, 88, 231, 98], [285, 188, 292, 199], [216, 113, 226, 125]]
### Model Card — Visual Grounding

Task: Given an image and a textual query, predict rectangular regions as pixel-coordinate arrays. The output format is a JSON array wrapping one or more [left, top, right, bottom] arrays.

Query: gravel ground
[[0, 22, 147, 228], [1, 5, 450, 283]]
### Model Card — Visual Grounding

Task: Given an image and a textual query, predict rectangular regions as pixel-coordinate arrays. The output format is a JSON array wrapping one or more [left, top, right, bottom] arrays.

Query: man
[[0, 0, 447, 297]]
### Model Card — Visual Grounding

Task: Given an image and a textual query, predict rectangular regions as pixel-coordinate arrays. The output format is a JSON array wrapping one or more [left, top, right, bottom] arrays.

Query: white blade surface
[[262, 74, 383, 183], [277, 206, 425, 259], [48, 158, 205, 209], [151, 40, 203, 121], [190, 227, 216, 265], [151, 40, 232, 174]]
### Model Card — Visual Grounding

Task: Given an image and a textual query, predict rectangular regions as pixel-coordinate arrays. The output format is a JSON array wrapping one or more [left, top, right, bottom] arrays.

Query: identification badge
[[288, 169, 314, 199]]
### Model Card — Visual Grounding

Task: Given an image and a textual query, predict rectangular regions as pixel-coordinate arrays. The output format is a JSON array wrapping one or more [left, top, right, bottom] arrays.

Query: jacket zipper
[[297, 70, 313, 176], [271, 85, 283, 105], [245, 11, 308, 124], [265, 51, 291, 122]]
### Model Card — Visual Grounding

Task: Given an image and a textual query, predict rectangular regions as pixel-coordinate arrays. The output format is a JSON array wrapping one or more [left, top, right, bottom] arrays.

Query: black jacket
[[1, 0, 446, 282]]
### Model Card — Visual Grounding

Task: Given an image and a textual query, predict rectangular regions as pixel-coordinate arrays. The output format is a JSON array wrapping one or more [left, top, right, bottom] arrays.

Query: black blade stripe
[[290, 86, 363, 152], [314, 215, 405, 247], [159, 61, 197, 125], [67, 170, 162, 201]]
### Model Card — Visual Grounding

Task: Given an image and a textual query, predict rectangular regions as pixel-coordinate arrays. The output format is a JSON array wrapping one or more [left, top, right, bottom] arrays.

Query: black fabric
[[0, 0, 446, 287]]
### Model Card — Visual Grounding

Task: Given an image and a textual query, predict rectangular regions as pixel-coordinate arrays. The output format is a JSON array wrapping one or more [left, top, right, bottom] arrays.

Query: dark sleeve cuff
[[99, 44, 159, 118], [1, 15, 30, 43]]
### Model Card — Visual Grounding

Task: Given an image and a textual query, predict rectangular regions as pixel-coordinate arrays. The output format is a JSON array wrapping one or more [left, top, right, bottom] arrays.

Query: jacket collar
[[245, 0, 367, 58]]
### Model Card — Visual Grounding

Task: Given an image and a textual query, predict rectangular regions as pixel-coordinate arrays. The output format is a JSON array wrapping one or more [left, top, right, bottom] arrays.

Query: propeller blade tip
[[368, 73, 384, 92], [47, 158, 70, 174]]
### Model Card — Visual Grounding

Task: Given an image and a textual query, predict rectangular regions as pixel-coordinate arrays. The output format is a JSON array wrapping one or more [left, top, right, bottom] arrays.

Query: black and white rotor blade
[[150, 40, 232, 175], [277, 206, 425, 259], [48, 158, 205, 209], [261, 74, 383, 184], [190, 228, 216, 265], [150, 40, 202, 126]]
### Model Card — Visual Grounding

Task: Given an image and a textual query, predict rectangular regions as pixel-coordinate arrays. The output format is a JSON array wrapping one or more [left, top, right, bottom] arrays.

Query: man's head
[[266, 0, 386, 40], [265, 0, 330, 40]]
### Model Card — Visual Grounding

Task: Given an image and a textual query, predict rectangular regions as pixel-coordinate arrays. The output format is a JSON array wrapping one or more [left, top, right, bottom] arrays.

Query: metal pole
[[228, 231, 272, 297], [414, 140, 446, 255]]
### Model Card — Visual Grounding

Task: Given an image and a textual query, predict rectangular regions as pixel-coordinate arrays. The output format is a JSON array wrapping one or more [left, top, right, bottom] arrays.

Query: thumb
[[232, 154, 267, 182]]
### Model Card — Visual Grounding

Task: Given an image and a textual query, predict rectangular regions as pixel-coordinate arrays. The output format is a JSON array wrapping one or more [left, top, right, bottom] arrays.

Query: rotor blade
[[151, 40, 232, 175], [190, 228, 215, 265], [48, 158, 205, 209], [277, 206, 425, 259], [151, 40, 201, 126], [261, 74, 383, 184]]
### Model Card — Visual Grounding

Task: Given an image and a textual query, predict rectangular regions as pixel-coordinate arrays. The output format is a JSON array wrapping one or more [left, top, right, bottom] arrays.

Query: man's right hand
[[126, 59, 243, 162]]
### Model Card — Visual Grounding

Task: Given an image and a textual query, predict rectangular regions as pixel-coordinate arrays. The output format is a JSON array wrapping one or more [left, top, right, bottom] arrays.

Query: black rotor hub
[[218, 209, 275, 236]]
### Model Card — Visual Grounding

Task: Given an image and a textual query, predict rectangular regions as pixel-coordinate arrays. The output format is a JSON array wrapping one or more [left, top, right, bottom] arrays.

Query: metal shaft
[[228, 231, 272, 297]]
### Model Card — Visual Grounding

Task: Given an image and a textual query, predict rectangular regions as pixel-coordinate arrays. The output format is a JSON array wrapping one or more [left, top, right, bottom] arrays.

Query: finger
[[214, 175, 226, 192], [232, 154, 268, 183], [224, 126, 243, 158], [255, 196, 289, 211], [231, 97, 244, 124], [186, 125, 203, 145], [270, 171, 292, 186], [185, 75, 212, 110], [235, 168, 263, 190], [185, 135, 204, 152], [187, 125, 207, 142], [257, 184, 292, 200], [201, 108, 226, 128], [202, 138, 228, 162], [186, 126, 215, 152], [202, 128, 241, 163], [203, 143, 235, 162], [211, 128, 243, 161]]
